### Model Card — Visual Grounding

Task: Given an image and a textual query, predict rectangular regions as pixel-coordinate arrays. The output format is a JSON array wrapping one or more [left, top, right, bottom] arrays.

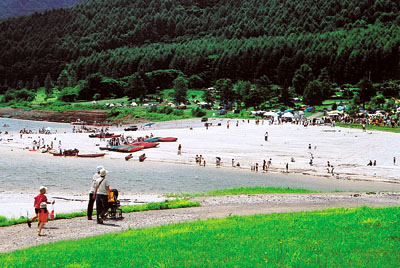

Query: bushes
[[2, 88, 35, 103], [191, 107, 206, 117]]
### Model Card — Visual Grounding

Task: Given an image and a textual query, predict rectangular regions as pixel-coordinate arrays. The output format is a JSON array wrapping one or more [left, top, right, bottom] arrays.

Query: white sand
[[2, 118, 400, 182], [2, 118, 400, 218]]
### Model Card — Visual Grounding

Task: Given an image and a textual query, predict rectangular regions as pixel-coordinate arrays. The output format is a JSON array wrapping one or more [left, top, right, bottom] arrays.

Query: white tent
[[263, 111, 279, 117], [282, 112, 294, 118]]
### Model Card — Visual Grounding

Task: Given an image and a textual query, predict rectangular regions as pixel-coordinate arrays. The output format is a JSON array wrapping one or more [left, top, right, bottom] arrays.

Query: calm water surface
[[1, 117, 397, 195]]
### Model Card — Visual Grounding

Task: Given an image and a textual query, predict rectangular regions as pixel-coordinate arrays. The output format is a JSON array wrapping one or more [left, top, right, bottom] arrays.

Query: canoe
[[131, 142, 159, 149], [88, 133, 119, 138], [158, 137, 178, 142], [77, 153, 105, 158], [99, 147, 110, 151], [143, 137, 159, 142], [139, 154, 146, 162], [110, 145, 132, 152], [53, 153, 77, 157], [128, 146, 144, 152]]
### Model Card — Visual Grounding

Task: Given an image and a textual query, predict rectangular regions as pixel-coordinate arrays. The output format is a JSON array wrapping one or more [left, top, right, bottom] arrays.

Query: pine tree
[[44, 73, 53, 96]]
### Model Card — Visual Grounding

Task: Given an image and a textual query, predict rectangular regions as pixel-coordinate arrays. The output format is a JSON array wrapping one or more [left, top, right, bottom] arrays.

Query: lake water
[[2, 117, 399, 194], [1, 117, 400, 218]]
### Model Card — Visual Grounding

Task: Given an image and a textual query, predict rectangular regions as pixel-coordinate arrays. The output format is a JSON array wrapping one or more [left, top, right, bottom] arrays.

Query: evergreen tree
[[357, 79, 375, 107], [173, 76, 188, 104], [292, 64, 313, 95], [32, 75, 40, 90], [44, 73, 53, 96], [303, 80, 324, 105]]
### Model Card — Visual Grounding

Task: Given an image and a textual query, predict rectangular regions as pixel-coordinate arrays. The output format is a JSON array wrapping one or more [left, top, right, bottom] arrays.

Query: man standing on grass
[[93, 168, 110, 224], [87, 166, 103, 220]]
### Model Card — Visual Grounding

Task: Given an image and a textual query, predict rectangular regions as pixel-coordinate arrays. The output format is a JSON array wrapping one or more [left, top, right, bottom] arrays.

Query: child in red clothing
[[27, 186, 55, 236]]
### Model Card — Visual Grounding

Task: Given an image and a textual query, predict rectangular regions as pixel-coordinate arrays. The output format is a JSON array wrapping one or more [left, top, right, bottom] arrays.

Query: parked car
[[218, 109, 227, 115], [201, 117, 208, 122], [124, 125, 138, 131]]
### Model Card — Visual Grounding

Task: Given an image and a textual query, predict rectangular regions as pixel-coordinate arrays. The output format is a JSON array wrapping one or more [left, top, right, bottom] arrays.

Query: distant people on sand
[[177, 144, 182, 155], [216, 157, 221, 166], [232, 158, 235, 167], [285, 163, 289, 173], [394, 157, 396, 165], [88, 166, 102, 220], [368, 160, 373, 166], [264, 131, 268, 141], [27, 186, 55, 236], [373, 160, 376, 166]]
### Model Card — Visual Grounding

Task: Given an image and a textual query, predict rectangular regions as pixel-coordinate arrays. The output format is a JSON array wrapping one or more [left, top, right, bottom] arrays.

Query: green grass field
[[336, 123, 400, 133], [167, 186, 324, 198], [1, 206, 399, 267], [0, 200, 200, 227]]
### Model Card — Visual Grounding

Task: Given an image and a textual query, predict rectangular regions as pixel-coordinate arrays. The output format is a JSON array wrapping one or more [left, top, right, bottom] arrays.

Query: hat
[[99, 168, 107, 177], [96, 165, 104, 172], [39, 186, 47, 192]]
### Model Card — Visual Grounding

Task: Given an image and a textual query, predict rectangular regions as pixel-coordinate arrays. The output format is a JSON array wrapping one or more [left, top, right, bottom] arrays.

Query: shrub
[[191, 107, 206, 117]]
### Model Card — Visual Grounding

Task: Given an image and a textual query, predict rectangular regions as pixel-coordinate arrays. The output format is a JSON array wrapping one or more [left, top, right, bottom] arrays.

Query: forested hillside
[[0, 0, 399, 92], [0, 0, 84, 19]]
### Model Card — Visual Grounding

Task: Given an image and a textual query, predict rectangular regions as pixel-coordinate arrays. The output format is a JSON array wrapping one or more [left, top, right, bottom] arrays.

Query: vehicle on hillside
[[201, 117, 208, 122]]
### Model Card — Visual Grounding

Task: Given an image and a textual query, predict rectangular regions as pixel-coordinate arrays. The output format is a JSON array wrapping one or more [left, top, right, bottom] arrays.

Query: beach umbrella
[[337, 106, 344, 111]]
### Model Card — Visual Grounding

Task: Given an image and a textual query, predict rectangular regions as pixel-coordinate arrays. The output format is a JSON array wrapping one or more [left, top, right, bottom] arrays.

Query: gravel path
[[1, 192, 399, 253]]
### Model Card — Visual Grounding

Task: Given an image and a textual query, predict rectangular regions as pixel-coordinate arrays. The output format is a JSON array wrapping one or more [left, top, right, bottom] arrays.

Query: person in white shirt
[[87, 166, 103, 220], [93, 168, 110, 224]]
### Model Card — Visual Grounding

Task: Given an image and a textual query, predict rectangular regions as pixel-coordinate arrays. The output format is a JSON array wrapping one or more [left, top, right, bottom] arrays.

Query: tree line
[[0, 0, 399, 101]]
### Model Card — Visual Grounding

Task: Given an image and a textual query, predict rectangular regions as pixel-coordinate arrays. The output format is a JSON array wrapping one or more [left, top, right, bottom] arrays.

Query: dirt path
[[1, 192, 399, 253]]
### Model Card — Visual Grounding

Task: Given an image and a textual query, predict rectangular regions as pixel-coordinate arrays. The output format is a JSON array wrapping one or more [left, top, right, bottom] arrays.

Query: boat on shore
[[77, 153, 105, 158], [139, 153, 146, 162], [158, 137, 178, 142], [132, 142, 159, 149], [89, 133, 120, 138]]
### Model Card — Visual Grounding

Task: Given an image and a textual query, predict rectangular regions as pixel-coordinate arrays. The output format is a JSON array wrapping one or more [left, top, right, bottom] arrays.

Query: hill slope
[[0, 0, 399, 89], [0, 0, 84, 19]]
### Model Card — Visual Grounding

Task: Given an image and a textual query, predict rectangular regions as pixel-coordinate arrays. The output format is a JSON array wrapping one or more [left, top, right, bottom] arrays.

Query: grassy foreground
[[336, 122, 400, 133], [0, 200, 200, 227], [1, 206, 400, 267], [167, 186, 323, 198]]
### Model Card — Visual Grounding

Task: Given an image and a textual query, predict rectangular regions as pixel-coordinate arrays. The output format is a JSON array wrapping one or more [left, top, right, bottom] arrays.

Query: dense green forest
[[0, 0, 399, 101], [0, 0, 83, 19]]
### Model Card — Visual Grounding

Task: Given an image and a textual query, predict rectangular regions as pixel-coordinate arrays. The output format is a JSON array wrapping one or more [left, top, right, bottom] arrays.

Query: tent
[[263, 111, 279, 117], [282, 112, 294, 118], [284, 109, 293, 113]]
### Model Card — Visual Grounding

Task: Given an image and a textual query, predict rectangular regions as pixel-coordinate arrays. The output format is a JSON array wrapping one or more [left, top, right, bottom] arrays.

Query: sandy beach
[[2, 117, 400, 182], [1, 118, 400, 218]]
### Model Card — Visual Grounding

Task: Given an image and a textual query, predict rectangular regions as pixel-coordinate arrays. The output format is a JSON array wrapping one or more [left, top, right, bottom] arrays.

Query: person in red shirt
[[27, 186, 55, 236]]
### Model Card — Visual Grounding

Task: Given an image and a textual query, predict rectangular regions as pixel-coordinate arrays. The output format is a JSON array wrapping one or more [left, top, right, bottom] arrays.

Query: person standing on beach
[[264, 131, 268, 141], [177, 144, 182, 155], [93, 169, 110, 224], [394, 157, 396, 165], [27, 186, 55, 236], [88, 166, 103, 220]]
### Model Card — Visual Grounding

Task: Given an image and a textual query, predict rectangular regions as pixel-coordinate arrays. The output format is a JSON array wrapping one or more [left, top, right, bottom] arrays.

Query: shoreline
[[2, 117, 400, 218]]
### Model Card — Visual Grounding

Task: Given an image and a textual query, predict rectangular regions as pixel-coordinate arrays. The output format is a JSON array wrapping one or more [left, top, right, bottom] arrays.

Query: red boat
[[89, 133, 120, 138], [77, 153, 105, 158], [131, 142, 159, 149], [128, 146, 144, 152], [53, 153, 77, 157], [139, 153, 146, 162], [158, 137, 178, 142]]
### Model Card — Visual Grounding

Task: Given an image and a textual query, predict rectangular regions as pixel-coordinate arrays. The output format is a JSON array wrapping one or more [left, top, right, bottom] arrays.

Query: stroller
[[105, 189, 123, 220]]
